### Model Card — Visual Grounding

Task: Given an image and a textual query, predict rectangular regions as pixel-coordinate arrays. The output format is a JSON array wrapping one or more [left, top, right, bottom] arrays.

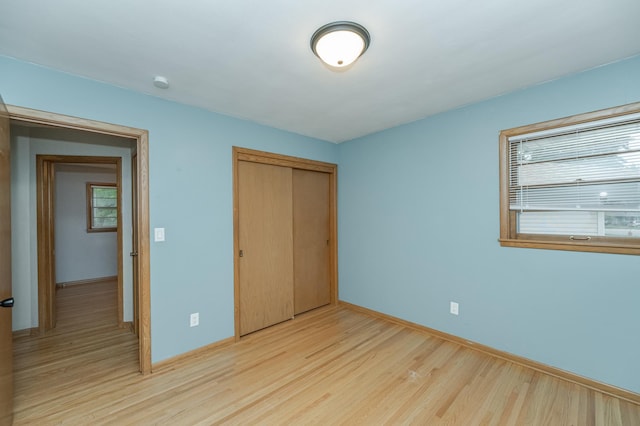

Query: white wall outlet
[[190, 312, 199, 327], [450, 301, 459, 316], [154, 227, 165, 242]]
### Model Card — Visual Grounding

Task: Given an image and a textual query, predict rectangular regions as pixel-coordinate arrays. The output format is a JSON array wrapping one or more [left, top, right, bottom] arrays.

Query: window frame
[[499, 102, 640, 255], [86, 182, 118, 233]]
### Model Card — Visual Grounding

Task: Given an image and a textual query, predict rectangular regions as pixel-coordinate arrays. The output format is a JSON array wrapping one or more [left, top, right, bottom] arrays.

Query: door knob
[[130, 251, 138, 257], [0, 297, 14, 308]]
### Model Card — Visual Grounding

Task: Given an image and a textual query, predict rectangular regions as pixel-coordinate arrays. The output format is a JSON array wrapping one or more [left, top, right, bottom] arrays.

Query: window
[[499, 103, 640, 255], [87, 183, 118, 232]]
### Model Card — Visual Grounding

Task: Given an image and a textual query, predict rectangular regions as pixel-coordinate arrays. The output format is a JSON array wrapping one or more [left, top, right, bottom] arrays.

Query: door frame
[[8, 105, 152, 375], [37, 155, 123, 331], [232, 147, 338, 340], [132, 153, 139, 336]]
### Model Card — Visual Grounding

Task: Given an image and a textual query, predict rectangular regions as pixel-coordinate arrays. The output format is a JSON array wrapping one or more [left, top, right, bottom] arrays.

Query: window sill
[[498, 238, 640, 256], [87, 228, 117, 233]]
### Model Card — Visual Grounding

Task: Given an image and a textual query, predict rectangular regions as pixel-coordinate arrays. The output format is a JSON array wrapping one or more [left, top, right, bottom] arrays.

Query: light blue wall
[[338, 55, 640, 393], [0, 55, 337, 362], [3, 52, 639, 394]]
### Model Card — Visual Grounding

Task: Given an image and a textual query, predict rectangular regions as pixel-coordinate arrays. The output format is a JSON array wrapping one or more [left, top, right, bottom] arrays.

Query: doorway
[[37, 155, 123, 331], [7, 104, 151, 374]]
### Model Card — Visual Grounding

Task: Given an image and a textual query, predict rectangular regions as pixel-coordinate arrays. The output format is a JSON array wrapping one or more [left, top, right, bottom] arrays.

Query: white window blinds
[[508, 118, 640, 213]]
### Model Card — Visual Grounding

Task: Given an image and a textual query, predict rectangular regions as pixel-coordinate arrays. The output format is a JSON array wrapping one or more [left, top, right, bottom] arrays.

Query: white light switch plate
[[154, 227, 165, 242], [190, 312, 199, 327]]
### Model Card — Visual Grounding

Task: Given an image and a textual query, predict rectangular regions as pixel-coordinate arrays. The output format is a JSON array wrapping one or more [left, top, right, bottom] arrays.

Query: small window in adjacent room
[[499, 103, 640, 255], [87, 182, 118, 232]]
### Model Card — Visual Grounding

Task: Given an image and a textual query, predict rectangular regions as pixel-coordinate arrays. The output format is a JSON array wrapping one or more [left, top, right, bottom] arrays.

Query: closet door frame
[[232, 147, 338, 341]]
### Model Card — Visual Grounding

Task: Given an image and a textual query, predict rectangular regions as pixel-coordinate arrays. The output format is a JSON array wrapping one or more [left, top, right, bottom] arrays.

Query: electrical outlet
[[450, 301, 459, 316], [190, 312, 199, 327]]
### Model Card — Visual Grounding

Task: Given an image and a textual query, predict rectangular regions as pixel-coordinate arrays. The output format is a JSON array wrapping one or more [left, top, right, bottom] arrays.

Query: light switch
[[154, 227, 165, 242]]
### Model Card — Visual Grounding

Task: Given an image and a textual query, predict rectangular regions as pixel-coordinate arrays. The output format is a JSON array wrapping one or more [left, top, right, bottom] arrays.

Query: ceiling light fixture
[[310, 21, 370, 69]]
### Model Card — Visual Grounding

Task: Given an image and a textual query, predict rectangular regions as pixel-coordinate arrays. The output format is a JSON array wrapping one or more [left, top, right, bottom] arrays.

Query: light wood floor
[[13, 282, 640, 425]]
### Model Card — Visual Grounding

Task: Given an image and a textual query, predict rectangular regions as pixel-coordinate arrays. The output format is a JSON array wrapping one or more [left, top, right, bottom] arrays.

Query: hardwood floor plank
[[13, 282, 640, 425]]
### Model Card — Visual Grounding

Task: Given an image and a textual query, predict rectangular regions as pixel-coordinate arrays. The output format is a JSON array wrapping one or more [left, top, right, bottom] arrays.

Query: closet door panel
[[293, 169, 330, 315], [238, 161, 294, 335]]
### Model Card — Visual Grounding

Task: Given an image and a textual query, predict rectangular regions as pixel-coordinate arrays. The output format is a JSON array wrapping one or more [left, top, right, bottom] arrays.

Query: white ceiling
[[1, 0, 639, 143]]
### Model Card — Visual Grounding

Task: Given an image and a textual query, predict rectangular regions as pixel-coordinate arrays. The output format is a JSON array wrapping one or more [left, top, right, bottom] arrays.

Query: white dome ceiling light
[[310, 21, 370, 69]]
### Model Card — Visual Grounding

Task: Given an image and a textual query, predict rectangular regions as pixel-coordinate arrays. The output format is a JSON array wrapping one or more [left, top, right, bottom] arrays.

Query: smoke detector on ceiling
[[153, 76, 169, 89]]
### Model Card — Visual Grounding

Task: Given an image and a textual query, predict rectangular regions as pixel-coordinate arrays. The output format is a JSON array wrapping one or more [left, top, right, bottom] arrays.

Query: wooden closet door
[[238, 161, 294, 336], [293, 169, 330, 315]]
